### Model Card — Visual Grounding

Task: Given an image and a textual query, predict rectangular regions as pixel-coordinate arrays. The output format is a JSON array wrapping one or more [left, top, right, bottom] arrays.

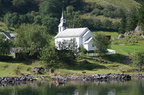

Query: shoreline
[[0, 73, 144, 87], [0, 73, 144, 84]]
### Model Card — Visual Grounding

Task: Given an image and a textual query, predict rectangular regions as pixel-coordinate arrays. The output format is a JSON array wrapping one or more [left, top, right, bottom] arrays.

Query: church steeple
[[58, 9, 67, 33]]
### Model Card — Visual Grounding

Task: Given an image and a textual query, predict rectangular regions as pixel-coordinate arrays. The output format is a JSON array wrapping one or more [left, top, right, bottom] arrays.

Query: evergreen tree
[[119, 14, 127, 34], [127, 12, 138, 31], [137, 0, 144, 29]]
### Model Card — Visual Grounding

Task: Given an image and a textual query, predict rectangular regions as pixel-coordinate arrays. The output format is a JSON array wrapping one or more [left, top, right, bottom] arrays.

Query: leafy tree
[[41, 16, 58, 34], [4, 12, 20, 28], [93, 19, 102, 29], [34, 15, 42, 25], [39, 0, 62, 17], [102, 19, 112, 30], [64, 0, 84, 11], [56, 39, 78, 65], [19, 14, 28, 23], [57, 39, 78, 53], [133, 52, 144, 71], [12, 0, 38, 13], [41, 39, 77, 67], [103, 5, 116, 18], [114, 8, 124, 18], [14, 24, 50, 57], [0, 35, 12, 55], [92, 34, 111, 55], [65, 6, 83, 28], [40, 46, 59, 68], [119, 14, 127, 34], [26, 12, 34, 23], [113, 21, 120, 31]]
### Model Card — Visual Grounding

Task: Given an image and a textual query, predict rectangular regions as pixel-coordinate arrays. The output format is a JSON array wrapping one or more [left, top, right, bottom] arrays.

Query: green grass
[[94, 31, 144, 56], [106, 0, 139, 10], [85, 0, 139, 10], [111, 45, 144, 55], [0, 61, 43, 77], [93, 31, 119, 38], [54, 69, 121, 76]]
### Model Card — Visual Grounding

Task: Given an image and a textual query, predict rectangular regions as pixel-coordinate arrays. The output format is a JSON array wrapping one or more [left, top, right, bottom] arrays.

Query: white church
[[54, 11, 96, 51]]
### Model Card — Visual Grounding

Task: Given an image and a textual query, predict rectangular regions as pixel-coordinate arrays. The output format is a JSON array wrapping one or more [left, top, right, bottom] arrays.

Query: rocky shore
[[0, 74, 37, 85], [1, 73, 144, 87], [51, 73, 131, 81]]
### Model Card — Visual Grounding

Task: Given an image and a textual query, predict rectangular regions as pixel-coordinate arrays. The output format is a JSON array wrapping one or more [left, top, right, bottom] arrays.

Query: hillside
[[0, 0, 140, 32], [85, 0, 139, 10]]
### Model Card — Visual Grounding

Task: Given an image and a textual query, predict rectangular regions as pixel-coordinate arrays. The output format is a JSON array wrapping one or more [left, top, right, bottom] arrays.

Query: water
[[0, 79, 144, 95]]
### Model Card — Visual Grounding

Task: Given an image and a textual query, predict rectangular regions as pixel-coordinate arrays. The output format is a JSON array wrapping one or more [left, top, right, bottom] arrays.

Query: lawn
[[111, 45, 144, 55], [0, 60, 43, 77], [95, 31, 144, 55], [93, 31, 119, 39]]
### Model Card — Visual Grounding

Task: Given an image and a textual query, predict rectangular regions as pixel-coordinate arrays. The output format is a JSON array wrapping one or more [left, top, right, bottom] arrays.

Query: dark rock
[[32, 67, 45, 74], [118, 34, 124, 39]]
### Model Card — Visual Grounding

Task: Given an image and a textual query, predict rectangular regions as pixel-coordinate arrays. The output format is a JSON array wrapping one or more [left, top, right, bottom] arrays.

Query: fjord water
[[0, 79, 144, 95]]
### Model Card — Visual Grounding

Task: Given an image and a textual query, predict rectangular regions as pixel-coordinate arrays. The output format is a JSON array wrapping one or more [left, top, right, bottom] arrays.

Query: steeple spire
[[61, 8, 65, 20], [58, 8, 67, 33]]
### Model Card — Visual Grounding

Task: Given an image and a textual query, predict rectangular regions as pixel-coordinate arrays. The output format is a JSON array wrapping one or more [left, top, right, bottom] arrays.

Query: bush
[[79, 46, 87, 55], [0, 55, 13, 61], [91, 8, 101, 16]]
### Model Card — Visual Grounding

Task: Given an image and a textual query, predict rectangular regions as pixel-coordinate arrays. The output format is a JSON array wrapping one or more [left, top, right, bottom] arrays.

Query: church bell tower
[[58, 9, 67, 33]]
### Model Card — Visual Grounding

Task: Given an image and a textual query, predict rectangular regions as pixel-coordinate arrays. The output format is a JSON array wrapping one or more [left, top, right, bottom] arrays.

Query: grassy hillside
[[0, 57, 137, 77], [95, 31, 144, 55], [85, 0, 140, 10]]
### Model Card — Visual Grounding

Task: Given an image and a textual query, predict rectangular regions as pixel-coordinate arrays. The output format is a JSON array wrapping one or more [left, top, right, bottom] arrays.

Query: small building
[[0, 31, 16, 40], [54, 11, 96, 51]]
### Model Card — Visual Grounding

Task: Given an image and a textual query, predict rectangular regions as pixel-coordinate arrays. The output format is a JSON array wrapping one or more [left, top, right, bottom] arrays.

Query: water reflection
[[0, 79, 144, 95]]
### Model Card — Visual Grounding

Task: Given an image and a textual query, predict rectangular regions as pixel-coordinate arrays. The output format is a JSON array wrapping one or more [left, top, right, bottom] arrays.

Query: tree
[[64, 0, 84, 11], [56, 39, 78, 65], [0, 35, 12, 55], [113, 21, 120, 30], [127, 11, 138, 31], [57, 38, 78, 53], [14, 24, 50, 57], [65, 6, 83, 28], [93, 19, 102, 29], [41, 16, 58, 34], [39, 0, 62, 17], [4, 12, 20, 28], [40, 46, 59, 68], [133, 52, 144, 71], [102, 19, 112, 30], [119, 14, 127, 34], [92, 34, 111, 55], [103, 5, 116, 18], [12, 0, 38, 13], [40, 39, 77, 67], [137, 0, 144, 29]]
